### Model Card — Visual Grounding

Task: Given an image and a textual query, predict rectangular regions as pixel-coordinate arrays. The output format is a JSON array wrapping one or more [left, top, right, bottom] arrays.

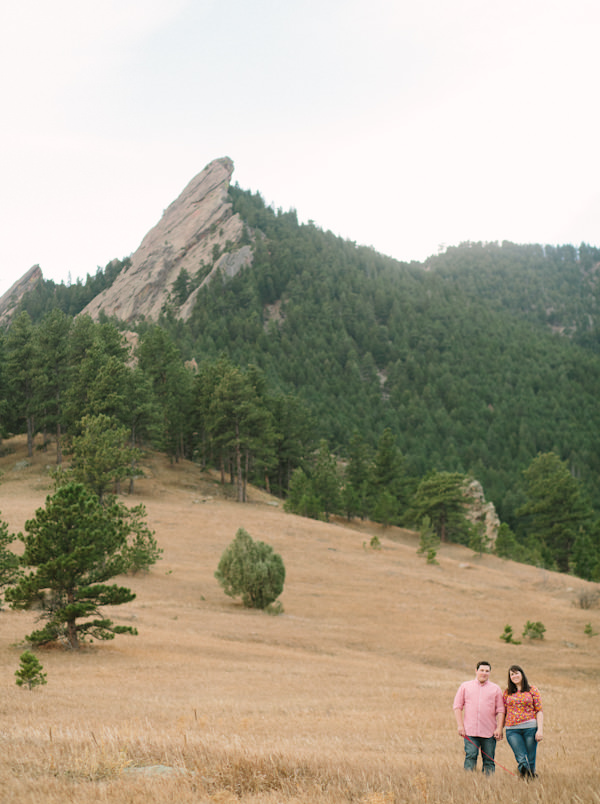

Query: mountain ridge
[[81, 156, 249, 322]]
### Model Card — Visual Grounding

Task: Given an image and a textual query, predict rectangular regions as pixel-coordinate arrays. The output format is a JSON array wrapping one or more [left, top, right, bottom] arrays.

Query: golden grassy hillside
[[0, 435, 598, 803]]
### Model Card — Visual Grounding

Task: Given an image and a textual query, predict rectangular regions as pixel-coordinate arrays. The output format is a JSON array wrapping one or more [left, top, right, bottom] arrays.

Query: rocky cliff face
[[82, 157, 251, 323], [465, 478, 500, 546], [0, 265, 43, 327]]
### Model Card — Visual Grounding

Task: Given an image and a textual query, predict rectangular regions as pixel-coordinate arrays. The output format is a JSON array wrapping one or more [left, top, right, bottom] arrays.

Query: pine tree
[[408, 471, 475, 544], [15, 651, 47, 690], [6, 483, 139, 649], [0, 516, 22, 603], [417, 516, 440, 564], [69, 413, 136, 502], [215, 528, 285, 609], [516, 452, 594, 573]]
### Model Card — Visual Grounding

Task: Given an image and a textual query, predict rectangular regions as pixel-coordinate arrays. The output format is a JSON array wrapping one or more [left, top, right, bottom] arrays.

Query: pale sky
[[1, 0, 599, 300]]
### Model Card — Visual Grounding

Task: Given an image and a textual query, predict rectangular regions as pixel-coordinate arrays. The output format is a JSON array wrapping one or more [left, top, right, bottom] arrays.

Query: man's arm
[[494, 687, 505, 740], [454, 707, 466, 737], [494, 710, 504, 740]]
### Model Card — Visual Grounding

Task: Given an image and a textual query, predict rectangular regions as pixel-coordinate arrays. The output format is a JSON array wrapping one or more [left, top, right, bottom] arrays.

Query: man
[[453, 660, 504, 774]]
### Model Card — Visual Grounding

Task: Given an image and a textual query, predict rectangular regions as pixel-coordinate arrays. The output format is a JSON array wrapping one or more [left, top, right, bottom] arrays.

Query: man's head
[[475, 661, 491, 684]]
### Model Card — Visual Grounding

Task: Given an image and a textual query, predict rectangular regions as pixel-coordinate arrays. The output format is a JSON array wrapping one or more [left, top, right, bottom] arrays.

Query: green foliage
[[6, 186, 600, 585], [284, 467, 322, 519], [468, 523, 490, 557], [0, 516, 23, 604], [6, 483, 141, 649], [584, 622, 598, 637], [417, 515, 440, 565], [363, 535, 382, 551], [283, 441, 342, 521], [408, 471, 475, 544], [69, 414, 137, 502], [494, 522, 534, 563], [500, 625, 521, 644], [118, 503, 163, 574], [369, 428, 408, 525], [516, 452, 594, 573], [522, 620, 546, 640], [15, 651, 47, 690], [13, 258, 129, 323], [215, 528, 285, 609]]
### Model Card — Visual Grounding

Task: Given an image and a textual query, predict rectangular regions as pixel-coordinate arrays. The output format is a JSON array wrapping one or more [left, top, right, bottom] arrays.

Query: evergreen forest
[[3, 183, 600, 581]]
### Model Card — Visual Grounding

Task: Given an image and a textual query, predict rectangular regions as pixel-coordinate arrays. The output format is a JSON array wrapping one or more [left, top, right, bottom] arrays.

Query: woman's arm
[[535, 710, 543, 741]]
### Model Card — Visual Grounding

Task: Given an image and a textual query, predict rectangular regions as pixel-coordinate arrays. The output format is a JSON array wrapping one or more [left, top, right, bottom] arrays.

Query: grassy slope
[[0, 436, 598, 803]]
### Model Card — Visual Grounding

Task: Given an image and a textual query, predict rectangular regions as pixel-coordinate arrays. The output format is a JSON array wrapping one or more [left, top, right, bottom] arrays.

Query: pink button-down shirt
[[453, 679, 504, 738]]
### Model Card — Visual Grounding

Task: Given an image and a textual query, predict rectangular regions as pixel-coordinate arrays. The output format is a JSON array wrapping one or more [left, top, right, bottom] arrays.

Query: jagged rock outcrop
[[464, 479, 500, 545], [0, 265, 43, 327], [82, 157, 251, 323]]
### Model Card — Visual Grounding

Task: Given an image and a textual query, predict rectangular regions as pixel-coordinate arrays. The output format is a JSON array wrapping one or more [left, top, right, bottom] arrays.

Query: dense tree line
[[3, 186, 600, 580], [13, 258, 129, 323]]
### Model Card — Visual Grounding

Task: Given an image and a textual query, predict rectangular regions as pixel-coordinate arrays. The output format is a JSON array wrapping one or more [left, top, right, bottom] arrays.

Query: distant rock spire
[[81, 156, 251, 323], [0, 265, 43, 327]]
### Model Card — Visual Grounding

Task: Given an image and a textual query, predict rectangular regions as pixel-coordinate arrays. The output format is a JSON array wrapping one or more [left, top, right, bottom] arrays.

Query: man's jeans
[[506, 726, 538, 775], [463, 735, 496, 774]]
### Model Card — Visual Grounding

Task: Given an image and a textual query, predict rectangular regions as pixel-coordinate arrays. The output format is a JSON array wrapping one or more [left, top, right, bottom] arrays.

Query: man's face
[[476, 664, 491, 684]]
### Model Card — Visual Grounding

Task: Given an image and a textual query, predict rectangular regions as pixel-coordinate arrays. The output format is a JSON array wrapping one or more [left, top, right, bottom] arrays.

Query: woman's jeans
[[463, 736, 496, 774], [506, 726, 538, 774]]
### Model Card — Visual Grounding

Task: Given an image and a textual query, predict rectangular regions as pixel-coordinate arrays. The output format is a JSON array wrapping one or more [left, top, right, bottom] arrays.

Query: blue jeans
[[463, 736, 496, 774], [506, 726, 538, 775]]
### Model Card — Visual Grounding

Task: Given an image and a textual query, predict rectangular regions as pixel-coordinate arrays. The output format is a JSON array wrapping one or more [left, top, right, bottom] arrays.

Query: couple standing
[[453, 660, 543, 778]]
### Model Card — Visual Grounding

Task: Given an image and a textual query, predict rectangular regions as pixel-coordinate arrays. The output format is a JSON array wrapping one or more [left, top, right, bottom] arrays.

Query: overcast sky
[[1, 0, 598, 300]]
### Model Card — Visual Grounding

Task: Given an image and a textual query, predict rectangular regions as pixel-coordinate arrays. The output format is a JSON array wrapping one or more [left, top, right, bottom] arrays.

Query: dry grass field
[[0, 435, 599, 803]]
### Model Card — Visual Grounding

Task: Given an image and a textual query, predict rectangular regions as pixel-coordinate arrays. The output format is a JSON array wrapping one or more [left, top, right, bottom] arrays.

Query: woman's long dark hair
[[507, 665, 531, 694]]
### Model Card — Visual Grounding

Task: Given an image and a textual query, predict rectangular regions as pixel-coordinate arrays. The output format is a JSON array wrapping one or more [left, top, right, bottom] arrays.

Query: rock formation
[[0, 265, 43, 327], [464, 478, 500, 546], [81, 157, 251, 323]]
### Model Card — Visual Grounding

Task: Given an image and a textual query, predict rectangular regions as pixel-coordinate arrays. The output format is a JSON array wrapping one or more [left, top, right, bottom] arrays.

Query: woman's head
[[507, 665, 530, 693]]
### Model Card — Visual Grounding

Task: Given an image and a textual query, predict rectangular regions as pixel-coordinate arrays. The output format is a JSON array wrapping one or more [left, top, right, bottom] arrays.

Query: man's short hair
[[476, 660, 491, 670]]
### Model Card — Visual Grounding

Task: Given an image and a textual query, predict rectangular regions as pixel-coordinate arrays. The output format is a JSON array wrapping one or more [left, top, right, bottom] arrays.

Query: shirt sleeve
[[530, 686, 543, 713], [453, 683, 465, 710], [494, 685, 504, 714]]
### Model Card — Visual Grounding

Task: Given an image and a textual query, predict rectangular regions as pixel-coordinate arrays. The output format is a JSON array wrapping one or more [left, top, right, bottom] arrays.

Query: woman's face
[[510, 668, 523, 687]]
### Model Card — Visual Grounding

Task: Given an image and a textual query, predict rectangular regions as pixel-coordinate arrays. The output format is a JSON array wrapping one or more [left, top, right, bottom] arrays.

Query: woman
[[502, 665, 543, 778]]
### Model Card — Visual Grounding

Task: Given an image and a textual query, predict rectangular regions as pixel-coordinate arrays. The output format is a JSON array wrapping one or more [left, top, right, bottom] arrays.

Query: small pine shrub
[[215, 528, 285, 609], [417, 516, 440, 565], [584, 623, 598, 637], [522, 620, 546, 640], [15, 651, 47, 690], [500, 624, 521, 644]]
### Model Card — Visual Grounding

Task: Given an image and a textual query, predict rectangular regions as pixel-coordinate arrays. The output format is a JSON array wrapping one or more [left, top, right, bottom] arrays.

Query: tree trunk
[[26, 416, 34, 458], [236, 423, 243, 503], [56, 421, 62, 465], [66, 593, 78, 649]]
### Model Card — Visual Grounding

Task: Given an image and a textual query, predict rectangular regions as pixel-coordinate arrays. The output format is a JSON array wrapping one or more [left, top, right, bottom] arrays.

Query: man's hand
[[493, 728, 504, 740], [457, 726, 466, 737]]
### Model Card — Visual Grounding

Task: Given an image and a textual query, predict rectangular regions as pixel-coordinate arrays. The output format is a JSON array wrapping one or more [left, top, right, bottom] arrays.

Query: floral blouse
[[503, 686, 543, 727]]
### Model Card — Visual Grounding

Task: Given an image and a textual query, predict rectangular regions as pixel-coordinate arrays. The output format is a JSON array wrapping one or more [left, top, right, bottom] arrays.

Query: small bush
[[215, 528, 285, 609], [15, 651, 47, 690], [363, 535, 382, 551], [522, 620, 546, 640], [584, 623, 598, 637], [500, 624, 521, 644], [417, 516, 439, 565]]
